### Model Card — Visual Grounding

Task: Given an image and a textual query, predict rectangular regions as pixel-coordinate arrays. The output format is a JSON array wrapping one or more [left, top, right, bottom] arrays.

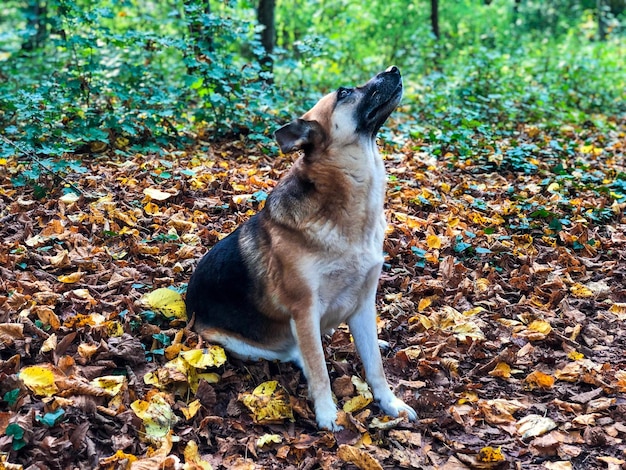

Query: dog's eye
[[336, 87, 352, 101]]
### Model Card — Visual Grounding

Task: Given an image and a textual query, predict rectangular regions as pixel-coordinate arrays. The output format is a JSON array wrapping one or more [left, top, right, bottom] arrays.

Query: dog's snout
[[385, 65, 400, 75]]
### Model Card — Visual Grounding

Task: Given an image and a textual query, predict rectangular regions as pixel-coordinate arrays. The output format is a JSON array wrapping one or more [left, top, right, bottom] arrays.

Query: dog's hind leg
[[348, 298, 418, 422]]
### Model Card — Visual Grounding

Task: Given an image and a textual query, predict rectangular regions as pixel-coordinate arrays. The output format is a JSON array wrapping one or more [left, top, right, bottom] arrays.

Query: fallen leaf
[[337, 444, 383, 470], [239, 381, 294, 424], [140, 288, 187, 320], [19, 365, 59, 397], [516, 414, 557, 439]]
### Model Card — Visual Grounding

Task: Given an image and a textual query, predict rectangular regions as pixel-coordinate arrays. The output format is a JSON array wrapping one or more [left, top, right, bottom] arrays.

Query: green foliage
[[0, 0, 624, 194]]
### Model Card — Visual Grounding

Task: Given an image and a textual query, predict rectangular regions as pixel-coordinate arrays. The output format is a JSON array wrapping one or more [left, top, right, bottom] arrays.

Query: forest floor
[[0, 117, 625, 470]]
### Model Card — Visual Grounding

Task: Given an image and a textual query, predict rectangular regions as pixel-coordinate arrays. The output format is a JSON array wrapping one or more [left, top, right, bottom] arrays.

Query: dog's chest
[[311, 211, 385, 327]]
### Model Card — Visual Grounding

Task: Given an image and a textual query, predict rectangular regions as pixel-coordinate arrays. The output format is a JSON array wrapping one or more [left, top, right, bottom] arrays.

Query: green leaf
[[37, 408, 65, 427], [3, 389, 20, 406]]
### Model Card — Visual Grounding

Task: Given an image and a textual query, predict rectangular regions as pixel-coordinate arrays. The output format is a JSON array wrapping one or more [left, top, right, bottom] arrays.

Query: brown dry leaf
[[544, 462, 573, 470], [337, 444, 383, 470], [32, 306, 61, 330], [479, 399, 527, 425], [0, 323, 24, 346]]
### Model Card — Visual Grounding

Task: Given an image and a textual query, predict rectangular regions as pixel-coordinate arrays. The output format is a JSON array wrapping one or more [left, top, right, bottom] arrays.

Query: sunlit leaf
[[256, 434, 283, 448], [180, 346, 227, 369], [19, 365, 59, 396], [91, 375, 126, 396], [525, 370, 555, 389], [141, 287, 187, 320], [58, 271, 82, 284], [239, 381, 294, 424], [516, 414, 557, 438], [131, 392, 179, 439]]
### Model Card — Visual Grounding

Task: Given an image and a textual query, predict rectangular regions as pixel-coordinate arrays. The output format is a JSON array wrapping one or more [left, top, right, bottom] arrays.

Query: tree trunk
[[257, 0, 276, 82], [597, 0, 608, 40], [22, 0, 48, 51], [430, 0, 440, 40]]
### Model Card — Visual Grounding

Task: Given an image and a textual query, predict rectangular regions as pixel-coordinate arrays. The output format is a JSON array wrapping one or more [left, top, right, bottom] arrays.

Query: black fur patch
[[186, 215, 273, 342]]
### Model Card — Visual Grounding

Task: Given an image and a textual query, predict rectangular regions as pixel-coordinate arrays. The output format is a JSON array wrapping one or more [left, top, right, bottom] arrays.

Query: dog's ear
[[275, 118, 325, 154]]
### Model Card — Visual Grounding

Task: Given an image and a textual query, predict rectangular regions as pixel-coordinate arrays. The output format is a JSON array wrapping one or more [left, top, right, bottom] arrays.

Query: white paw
[[379, 395, 418, 421], [315, 407, 343, 432]]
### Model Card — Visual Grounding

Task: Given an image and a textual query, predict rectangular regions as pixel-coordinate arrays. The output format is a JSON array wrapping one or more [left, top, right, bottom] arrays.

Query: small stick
[[0, 134, 84, 196]]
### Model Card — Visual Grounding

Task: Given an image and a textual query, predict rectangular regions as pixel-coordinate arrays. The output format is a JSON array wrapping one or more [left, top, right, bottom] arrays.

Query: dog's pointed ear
[[274, 118, 324, 154]]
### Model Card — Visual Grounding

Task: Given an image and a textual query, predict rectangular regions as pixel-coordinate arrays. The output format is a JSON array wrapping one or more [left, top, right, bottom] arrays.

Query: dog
[[186, 66, 417, 430]]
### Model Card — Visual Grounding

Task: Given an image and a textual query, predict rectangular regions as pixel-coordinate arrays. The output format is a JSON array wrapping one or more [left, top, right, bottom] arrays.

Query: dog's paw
[[379, 395, 418, 422], [315, 408, 343, 432]]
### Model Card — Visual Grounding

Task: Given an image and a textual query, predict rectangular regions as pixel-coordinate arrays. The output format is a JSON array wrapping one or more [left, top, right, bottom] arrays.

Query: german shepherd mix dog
[[186, 66, 417, 430]]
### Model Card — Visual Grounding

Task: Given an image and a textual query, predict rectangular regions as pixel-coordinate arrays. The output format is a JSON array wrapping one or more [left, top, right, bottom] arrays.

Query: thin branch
[[0, 134, 84, 196]]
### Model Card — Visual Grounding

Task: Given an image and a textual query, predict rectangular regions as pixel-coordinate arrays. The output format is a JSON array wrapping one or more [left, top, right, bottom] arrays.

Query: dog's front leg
[[348, 301, 418, 421], [290, 316, 341, 431]]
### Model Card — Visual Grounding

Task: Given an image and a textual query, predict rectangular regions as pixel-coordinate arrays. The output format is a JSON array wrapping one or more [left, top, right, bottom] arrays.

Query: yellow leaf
[[547, 182, 560, 192], [479, 399, 527, 425], [239, 381, 294, 424], [91, 375, 126, 396], [463, 306, 486, 316], [144, 202, 161, 215], [183, 440, 213, 470], [256, 434, 283, 448], [99, 450, 138, 467], [609, 303, 626, 320], [131, 392, 178, 439], [475, 277, 490, 293], [417, 297, 432, 312], [180, 346, 227, 369], [527, 319, 552, 335], [458, 391, 478, 405], [408, 313, 433, 329], [58, 271, 82, 284], [343, 394, 373, 413], [181, 399, 202, 420], [489, 362, 511, 379], [478, 446, 505, 462], [570, 283, 593, 298], [197, 372, 220, 384], [20, 365, 59, 397], [567, 351, 584, 361], [141, 288, 187, 320], [143, 187, 175, 201], [525, 370, 555, 389], [426, 234, 441, 249]]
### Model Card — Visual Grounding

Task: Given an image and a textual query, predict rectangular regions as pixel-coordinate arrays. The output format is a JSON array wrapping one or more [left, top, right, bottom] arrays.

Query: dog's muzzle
[[356, 66, 403, 135]]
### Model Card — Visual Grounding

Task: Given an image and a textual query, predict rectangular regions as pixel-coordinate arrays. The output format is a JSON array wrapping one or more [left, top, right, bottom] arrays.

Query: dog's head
[[275, 66, 402, 156]]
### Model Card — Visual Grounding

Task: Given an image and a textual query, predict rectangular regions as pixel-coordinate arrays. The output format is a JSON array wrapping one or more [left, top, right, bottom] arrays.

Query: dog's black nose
[[386, 65, 400, 74]]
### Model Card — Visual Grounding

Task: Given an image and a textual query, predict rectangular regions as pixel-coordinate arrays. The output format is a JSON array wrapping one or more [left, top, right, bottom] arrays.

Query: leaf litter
[[0, 119, 625, 469]]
